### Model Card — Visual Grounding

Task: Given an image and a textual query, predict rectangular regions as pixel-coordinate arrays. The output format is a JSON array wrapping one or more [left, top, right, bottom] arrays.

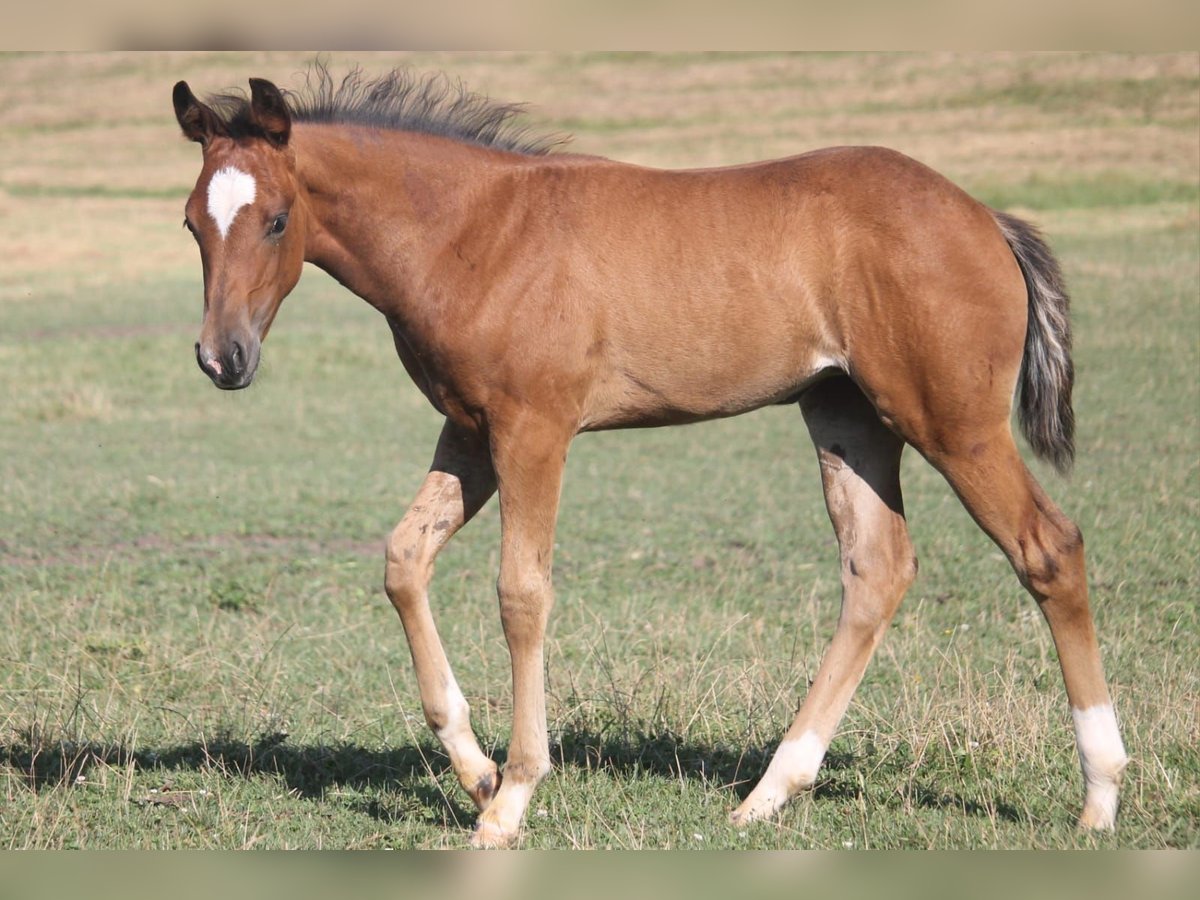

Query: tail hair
[[992, 209, 1075, 474]]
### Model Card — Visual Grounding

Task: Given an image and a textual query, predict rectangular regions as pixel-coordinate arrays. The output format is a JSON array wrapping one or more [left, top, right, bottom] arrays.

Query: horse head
[[174, 78, 306, 390]]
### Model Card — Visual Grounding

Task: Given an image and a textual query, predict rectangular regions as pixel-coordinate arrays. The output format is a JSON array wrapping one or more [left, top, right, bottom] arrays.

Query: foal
[[173, 67, 1127, 846]]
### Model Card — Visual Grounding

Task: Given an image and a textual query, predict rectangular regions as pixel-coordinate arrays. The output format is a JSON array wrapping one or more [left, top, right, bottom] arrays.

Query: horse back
[[478, 146, 1026, 433]]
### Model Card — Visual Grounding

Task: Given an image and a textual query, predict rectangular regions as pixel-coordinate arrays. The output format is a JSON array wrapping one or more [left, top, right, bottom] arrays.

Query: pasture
[[0, 51, 1196, 848]]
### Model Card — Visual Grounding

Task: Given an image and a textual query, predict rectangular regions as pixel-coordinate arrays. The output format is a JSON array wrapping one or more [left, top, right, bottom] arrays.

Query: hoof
[[729, 795, 779, 826], [1077, 780, 1121, 832], [1078, 801, 1118, 832], [470, 819, 517, 849]]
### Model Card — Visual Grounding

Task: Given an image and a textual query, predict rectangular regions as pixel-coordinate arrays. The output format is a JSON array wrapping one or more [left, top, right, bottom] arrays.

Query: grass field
[[0, 51, 1197, 849]]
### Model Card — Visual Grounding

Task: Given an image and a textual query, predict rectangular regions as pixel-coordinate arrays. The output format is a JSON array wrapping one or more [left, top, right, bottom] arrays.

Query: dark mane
[[206, 62, 565, 156]]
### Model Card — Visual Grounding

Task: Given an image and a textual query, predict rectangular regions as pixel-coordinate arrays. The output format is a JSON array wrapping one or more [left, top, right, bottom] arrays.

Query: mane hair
[[206, 61, 565, 156]]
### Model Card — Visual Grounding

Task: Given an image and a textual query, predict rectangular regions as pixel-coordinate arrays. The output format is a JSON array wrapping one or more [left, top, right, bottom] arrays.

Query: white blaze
[[206, 166, 257, 239]]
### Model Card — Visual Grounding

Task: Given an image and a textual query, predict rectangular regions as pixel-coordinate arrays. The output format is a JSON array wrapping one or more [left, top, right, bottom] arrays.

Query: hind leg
[[732, 378, 917, 823], [926, 429, 1127, 829]]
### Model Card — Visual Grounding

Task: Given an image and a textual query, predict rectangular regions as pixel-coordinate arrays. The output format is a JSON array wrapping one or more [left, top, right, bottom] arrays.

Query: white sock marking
[[1072, 704, 1128, 827], [736, 730, 828, 819], [770, 730, 827, 787], [206, 167, 256, 239], [1073, 704, 1127, 781]]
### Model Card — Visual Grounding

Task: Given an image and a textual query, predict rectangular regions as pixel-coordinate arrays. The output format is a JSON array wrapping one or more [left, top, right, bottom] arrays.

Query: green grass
[[0, 51, 1197, 849]]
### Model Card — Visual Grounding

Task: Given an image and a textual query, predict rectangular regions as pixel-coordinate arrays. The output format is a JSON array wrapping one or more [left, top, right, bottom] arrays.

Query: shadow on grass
[[552, 727, 1025, 823], [906, 782, 1027, 824], [554, 725, 1025, 822], [0, 730, 473, 826], [0, 725, 1023, 825], [549, 725, 857, 800]]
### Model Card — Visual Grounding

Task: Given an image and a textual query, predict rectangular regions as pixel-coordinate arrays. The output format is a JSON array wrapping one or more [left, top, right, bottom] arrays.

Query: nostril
[[195, 344, 224, 380], [230, 341, 244, 375]]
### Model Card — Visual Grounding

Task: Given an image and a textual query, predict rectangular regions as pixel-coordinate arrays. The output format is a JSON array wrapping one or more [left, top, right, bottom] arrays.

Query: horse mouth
[[212, 374, 255, 391], [206, 361, 257, 391]]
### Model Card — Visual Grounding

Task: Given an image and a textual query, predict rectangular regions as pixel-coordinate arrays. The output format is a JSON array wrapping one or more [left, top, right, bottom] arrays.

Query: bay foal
[[173, 68, 1127, 846]]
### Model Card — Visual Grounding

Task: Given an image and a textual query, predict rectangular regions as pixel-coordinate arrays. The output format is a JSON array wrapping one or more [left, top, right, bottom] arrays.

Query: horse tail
[[991, 209, 1075, 474]]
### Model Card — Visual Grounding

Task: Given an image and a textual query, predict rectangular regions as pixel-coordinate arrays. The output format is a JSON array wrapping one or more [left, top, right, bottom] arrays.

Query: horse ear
[[248, 78, 291, 148], [173, 81, 224, 147]]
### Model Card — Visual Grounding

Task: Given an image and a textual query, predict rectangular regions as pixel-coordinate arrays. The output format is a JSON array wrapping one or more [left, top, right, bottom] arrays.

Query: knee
[[840, 541, 916, 637], [496, 569, 553, 631], [844, 528, 917, 596], [384, 521, 432, 607]]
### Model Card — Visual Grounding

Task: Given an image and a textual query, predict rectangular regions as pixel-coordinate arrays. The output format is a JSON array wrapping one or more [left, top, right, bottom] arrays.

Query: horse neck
[[293, 124, 515, 320]]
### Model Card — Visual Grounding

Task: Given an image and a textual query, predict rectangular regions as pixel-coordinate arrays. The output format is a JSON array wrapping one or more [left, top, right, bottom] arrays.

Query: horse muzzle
[[195, 337, 260, 390]]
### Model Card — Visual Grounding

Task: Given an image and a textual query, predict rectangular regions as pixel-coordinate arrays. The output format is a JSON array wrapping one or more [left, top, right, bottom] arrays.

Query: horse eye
[[269, 213, 288, 237], [183, 218, 198, 239]]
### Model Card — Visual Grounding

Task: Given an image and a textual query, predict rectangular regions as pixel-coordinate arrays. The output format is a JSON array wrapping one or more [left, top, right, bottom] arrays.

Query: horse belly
[[583, 306, 838, 429]]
